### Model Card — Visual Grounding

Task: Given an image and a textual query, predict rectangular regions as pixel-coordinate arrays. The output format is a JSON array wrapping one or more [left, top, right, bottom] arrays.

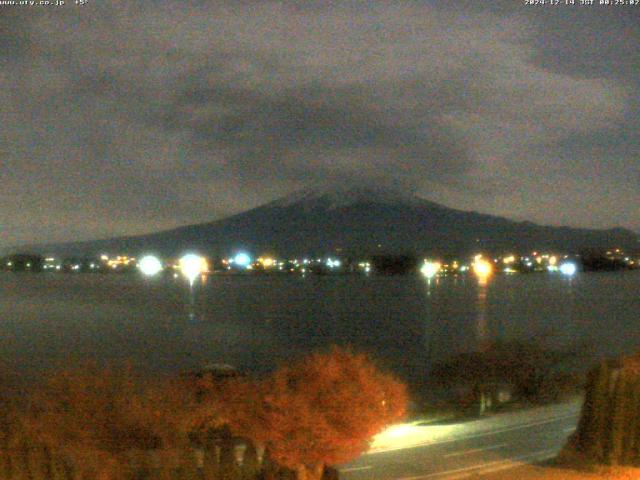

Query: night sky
[[1, 1, 638, 249]]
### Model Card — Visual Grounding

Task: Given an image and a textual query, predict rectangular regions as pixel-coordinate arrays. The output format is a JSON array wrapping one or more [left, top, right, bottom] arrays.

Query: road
[[340, 398, 582, 480]]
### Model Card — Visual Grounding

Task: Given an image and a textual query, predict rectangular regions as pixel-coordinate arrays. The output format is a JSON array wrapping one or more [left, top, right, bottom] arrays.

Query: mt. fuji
[[21, 186, 639, 257]]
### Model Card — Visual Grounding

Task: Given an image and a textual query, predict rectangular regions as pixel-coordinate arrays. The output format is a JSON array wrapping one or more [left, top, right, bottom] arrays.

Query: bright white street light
[[138, 255, 163, 276], [179, 254, 206, 283], [233, 252, 252, 268], [420, 261, 441, 279], [559, 262, 577, 276]]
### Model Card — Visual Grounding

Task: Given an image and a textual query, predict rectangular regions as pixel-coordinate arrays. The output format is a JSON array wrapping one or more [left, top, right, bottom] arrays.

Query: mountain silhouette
[[20, 186, 640, 258]]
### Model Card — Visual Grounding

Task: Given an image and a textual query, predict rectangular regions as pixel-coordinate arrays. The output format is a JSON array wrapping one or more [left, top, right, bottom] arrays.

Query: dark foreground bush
[[431, 338, 587, 413]]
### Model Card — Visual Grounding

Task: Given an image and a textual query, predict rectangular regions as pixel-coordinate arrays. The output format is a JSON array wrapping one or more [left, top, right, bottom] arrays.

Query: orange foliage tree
[[219, 347, 408, 480]]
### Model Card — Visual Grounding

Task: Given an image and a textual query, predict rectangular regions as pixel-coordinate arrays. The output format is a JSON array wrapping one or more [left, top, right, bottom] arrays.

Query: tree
[[431, 338, 587, 405], [219, 347, 408, 480], [564, 352, 640, 466]]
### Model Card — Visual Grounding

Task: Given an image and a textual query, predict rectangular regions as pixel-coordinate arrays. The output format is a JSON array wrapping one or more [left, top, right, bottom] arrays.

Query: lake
[[1, 271, 639, 390]]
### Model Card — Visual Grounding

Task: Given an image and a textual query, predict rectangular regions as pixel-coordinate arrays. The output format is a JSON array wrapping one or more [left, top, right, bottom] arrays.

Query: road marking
[[368, 412, 579, 454], [339, 466, 372, 472], [397, 448, 558, 480], [443, 443, 507, 458], [468, 449, 557, 478]]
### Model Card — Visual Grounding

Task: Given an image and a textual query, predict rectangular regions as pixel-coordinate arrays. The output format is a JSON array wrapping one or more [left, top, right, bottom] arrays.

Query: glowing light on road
[[180, 254, 207, 283], [420, 261, 441, 278], [233, 252, 252, 268], [559, 262, 577, 276], [369, 422, 458, 454], [138, 255, 163, 276]]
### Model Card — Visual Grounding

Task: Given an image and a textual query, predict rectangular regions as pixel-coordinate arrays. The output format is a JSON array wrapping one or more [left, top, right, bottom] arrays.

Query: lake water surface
[[1, 271, 639, 389]]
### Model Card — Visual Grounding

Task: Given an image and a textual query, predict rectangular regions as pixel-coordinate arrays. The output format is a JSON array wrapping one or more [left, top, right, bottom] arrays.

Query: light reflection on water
[[0, 271, 638, 389], [475, 277, 489, 350]]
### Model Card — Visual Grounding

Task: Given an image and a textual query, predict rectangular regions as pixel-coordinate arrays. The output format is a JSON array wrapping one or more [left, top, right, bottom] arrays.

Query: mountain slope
[[19, 186, 640, 257]]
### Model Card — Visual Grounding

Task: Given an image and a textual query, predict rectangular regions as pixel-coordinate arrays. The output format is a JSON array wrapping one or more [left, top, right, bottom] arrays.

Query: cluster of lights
[[467, 252, 577, 277], [258, 257, 276, 268], [43, 257, 62, 271], [6, 248, 616, 279], [326, 258, 341, 268], [221, 254, 323, 272], [496, 252, 566, 273], [604, 249, 636, 267], [107, 255, 136, 270], [43, 257, 101, 272], [138, 253, 211, 282], [357, 262, 371, 273], [223, 252, 254, 269], [503, 255, 516, 264]]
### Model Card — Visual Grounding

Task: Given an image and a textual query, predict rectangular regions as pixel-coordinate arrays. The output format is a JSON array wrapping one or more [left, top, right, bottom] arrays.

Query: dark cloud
[[1, 1, 638, 248], [526, 8, 640, 80], [161, 80, 471, 184]]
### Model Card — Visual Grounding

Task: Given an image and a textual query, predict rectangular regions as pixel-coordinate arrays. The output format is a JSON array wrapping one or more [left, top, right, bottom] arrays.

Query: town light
[[327, 258, 341, 268], [138, 255, 163, 276], [233, 252, 252, 268], [420, 261, 441, 278], [260, 257, 275, 268], [473, 256, 493, 278], [559, 262, 577, 276], [179, 254, 207, 283]]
